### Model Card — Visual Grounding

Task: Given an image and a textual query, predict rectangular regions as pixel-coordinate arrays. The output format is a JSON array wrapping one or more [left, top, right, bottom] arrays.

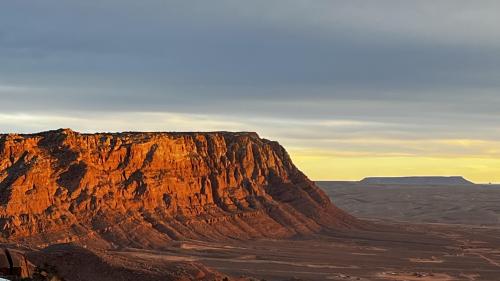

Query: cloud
[[1, 1, 500, 180], [0, 112, 247, 134]]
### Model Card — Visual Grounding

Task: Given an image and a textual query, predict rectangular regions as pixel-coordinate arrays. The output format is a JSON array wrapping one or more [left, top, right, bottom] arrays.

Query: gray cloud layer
[[1, 1, 500, 152]]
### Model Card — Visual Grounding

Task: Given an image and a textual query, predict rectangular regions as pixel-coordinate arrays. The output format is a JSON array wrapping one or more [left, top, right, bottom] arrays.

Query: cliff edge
[[0, 129, 355, 246]]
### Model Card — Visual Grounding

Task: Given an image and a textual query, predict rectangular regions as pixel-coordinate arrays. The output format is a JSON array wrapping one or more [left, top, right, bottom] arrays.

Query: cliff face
[[0, 129, 354, 246]]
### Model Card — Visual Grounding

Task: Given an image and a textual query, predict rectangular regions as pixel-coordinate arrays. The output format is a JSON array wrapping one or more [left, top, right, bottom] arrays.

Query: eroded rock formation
[[0, 129, 355, 246], [0, 248, 32, 278]]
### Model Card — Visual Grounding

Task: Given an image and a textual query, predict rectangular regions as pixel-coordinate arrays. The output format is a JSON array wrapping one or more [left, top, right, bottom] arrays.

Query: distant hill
[[359, 176, 474, 186]]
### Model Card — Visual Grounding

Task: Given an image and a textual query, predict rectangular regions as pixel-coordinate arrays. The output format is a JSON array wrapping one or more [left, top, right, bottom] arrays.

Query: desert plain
[[26, 181, 500, 281]]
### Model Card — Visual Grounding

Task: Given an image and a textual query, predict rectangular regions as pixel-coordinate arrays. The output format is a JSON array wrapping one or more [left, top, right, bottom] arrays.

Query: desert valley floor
[[98, 222, 500, 281], [22, 182, 500, 281], [26, 215, 500, 281]]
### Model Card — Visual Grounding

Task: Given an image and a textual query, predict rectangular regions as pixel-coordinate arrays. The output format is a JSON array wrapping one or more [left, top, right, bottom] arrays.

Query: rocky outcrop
[[0, 248, 32, 278], [0, 129, 355, 246]]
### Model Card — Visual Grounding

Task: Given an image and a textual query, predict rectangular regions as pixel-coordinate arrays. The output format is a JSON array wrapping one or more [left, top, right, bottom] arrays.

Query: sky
[[1, 1, 500, 182]]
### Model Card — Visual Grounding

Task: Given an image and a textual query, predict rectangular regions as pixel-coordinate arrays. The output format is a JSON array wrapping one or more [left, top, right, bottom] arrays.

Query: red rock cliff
[[0, 129, 354, 246]]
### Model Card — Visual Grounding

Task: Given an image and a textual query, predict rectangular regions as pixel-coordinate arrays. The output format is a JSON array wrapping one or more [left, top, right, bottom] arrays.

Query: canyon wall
[[0, 129, 355, 246]]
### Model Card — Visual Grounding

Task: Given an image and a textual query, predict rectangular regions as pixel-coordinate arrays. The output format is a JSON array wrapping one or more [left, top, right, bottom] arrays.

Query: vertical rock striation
[[0, 129, 355, 246]]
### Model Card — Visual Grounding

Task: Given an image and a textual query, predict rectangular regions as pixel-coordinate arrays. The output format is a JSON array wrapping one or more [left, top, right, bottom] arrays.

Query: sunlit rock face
[[0, 129, 355, 246]]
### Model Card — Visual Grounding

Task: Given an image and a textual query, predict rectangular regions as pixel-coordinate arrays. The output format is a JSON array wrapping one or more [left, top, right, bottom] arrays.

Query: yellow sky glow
[[2, 112, 499, 183], [290, 152, 500, 184]]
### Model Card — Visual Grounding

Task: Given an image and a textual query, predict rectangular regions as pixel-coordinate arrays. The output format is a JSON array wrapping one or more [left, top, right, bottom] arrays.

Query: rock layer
[[0, 129, 354, 246]]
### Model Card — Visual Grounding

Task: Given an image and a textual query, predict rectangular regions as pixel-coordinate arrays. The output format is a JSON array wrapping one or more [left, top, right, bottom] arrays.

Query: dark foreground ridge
[[0, 129, 356, 246], [360, 176, 474, 186]]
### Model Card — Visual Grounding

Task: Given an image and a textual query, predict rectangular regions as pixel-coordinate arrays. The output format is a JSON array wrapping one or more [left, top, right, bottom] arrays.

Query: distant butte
[[0, 129, 357, 246], [359, 176, 474, 186]]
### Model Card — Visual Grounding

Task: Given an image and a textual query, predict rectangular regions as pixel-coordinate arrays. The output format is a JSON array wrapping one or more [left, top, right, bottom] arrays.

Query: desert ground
[[180, 182, 500, 280], [167, 225, 500, 281], [22, 182, 500, 281], [318, 181, 500, 226], [26, 221, 500, 281]]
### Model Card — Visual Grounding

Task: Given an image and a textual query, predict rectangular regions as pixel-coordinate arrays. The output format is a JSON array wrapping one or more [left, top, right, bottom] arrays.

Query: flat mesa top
[[0, 128, 257, 136], [0, 128, 261, 139], [359, 176, 475, 186]]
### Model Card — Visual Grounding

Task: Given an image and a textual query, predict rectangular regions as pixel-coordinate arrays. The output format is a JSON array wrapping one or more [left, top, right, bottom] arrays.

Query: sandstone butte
[[0, 129, 356, 247]]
